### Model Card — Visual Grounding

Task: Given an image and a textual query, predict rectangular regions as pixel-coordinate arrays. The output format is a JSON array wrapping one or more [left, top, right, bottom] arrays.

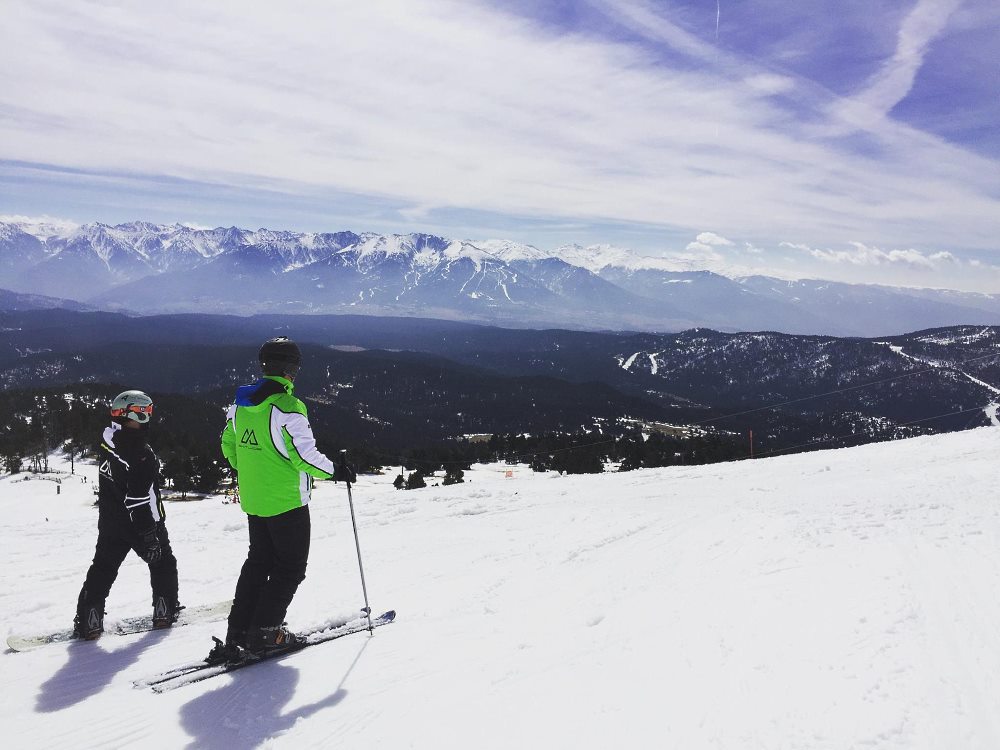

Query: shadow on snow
[[178, 639, 371, 749], [36, 629, 163, 712]]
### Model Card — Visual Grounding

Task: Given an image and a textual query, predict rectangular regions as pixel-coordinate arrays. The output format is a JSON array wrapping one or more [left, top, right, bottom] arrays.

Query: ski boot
[[73, 603, 105, 640], [152, 595, 180, 629], [246, 625, 305, 659]]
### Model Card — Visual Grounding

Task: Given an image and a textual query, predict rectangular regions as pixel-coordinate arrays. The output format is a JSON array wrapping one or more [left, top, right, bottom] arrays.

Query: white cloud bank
[[806, 242, 959, 271], [769, 239, 1000, 292]]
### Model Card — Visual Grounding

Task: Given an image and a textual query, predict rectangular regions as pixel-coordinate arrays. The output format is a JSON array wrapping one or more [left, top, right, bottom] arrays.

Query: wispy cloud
[[829, 0, 964, 133], [0, 0, 997, 292], [743, 74, 797, 96]]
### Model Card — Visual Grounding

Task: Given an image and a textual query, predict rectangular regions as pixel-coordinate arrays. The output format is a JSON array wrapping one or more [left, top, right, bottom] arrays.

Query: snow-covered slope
[[3, 428, 1000, 748]]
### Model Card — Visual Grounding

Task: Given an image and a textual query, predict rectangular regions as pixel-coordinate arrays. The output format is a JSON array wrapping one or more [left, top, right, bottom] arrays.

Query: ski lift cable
[[754, 405, 988, 459]]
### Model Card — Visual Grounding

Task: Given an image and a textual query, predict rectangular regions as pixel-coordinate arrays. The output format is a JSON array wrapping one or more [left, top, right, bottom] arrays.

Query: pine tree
[[442, 467, 464, 485]]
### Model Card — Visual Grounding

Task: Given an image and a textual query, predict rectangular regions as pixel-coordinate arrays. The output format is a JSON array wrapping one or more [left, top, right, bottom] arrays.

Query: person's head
[[259, 337, 302, 380], [110, 390, 154, 430]]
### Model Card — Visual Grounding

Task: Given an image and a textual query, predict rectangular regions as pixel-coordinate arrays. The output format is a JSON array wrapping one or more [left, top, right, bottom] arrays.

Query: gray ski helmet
[[110, 390, 154, 424], [259, 336, 302, 377]]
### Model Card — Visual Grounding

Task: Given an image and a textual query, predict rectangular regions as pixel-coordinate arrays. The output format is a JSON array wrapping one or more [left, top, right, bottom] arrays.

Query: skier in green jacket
[[210, 337, 355, 663]]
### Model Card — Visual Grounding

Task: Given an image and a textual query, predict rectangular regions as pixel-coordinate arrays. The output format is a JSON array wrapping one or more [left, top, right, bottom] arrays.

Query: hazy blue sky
[[1, 0, 998, 290]]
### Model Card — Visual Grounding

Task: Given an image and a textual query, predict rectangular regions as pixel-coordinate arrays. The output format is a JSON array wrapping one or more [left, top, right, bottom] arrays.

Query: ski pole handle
[[338, 449, 355, 487]]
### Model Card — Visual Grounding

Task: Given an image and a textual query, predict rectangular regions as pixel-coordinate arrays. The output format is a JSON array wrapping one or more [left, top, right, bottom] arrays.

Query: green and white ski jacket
[[221, 376, 334, 517]]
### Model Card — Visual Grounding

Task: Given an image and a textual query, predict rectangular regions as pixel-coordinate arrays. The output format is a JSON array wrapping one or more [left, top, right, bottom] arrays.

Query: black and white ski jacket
[[98, 424, 165, 533]]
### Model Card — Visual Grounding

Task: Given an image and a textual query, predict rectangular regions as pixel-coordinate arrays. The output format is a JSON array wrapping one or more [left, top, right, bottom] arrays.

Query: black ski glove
[[332, 457, 357, 484], [140, 527, 163, 564]]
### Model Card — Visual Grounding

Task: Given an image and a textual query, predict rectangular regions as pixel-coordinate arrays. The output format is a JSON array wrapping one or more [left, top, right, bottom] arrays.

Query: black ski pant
[[78, 514, 179, 612], [227, 505, 311, 641]]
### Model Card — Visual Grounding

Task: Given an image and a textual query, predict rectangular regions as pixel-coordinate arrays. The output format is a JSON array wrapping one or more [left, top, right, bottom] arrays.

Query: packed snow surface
[[3, 428, 1000, 749]]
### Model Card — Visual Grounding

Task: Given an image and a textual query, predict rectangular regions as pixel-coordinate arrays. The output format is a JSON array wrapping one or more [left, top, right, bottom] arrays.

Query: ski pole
[[341, 450, 374, 633]]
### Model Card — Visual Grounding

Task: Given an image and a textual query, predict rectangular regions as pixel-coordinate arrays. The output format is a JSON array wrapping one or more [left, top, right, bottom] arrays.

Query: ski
[[135, 609, 396, 693], [6, 599, 233, 653], [132, 608, 382, 690]]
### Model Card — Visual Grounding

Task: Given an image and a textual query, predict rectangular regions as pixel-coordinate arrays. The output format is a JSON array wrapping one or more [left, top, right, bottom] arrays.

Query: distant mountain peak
[[473, 239, 550, 264], [549, 243, 686, 274], [0, 215, 80, 240]]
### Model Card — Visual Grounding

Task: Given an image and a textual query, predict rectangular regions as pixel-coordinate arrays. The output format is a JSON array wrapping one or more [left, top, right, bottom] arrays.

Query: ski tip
[[378, 610, 396, 623]]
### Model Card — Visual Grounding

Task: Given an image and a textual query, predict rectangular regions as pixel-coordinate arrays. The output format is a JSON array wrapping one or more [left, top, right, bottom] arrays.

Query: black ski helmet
[[259, 336, 302, 378]]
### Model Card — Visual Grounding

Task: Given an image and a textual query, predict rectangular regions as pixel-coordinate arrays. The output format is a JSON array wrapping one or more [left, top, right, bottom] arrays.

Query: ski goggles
[[110, 403, 154, 418]]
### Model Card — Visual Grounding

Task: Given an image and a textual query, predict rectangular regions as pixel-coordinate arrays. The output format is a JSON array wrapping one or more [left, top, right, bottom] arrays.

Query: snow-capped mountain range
[[2, 218, 999, 336]]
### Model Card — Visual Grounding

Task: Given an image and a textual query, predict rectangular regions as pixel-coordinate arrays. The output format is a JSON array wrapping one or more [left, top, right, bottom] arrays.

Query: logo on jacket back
[[240, 429, 260, 447]]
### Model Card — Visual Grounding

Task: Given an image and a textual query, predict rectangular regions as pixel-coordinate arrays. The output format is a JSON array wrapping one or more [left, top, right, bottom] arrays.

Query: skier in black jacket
[[73, 390, 180, 639]]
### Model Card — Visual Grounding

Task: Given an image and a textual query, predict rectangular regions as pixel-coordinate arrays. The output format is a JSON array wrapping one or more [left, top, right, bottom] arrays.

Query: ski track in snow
[[621, 351, 640, 370], [647, 351, 660, 375], [3, 430, 1000, 748]]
